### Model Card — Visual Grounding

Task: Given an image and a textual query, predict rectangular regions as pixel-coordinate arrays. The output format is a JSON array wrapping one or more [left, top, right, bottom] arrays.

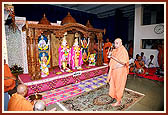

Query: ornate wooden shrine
[[23, 12, 104, 80]]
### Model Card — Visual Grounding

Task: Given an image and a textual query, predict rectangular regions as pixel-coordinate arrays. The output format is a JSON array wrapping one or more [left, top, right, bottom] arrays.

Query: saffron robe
[[107, 45, 129, 102], [134, 60, 145, 69], [103, 42, 112, 63], [8, 93, 33, 111], [128, 47, 133, 58], [4, 64, 16, 92]]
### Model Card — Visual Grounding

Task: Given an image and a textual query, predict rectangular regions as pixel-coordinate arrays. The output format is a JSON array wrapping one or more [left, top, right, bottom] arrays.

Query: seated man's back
[[8, 93, 33, 111], [8, 84, 33, 111]]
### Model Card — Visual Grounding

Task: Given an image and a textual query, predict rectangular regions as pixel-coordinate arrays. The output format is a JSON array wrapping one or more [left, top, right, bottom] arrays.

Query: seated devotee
[[103, 38, 112, 64], [129, 57, 135, 72], [8, 84, 34, 111], [34, 100, 46, 111], [145, 55, 159, 68], [135, 54, 140, 61], [4, 59, 16, 111], [33, 100, 57, 111], [134, 55, 145, 74], [141, 52, 147, 64]]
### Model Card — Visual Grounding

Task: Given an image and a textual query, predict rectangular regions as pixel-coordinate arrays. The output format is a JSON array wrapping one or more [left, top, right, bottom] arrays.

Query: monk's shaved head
[[34, 100, 46, 111], [17, 84, 27, 96], [115, 38, 122, 42], [114, 38, 122, 49]]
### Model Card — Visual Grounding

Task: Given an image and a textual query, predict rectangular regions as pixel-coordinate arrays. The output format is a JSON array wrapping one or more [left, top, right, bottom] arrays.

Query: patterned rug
[[59, 85, 145, 111], [39, 74, 108, 106], [39, 74, 145, 111]]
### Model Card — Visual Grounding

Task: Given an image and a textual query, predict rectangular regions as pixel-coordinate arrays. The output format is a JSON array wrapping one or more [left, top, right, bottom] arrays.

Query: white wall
[[5, 16, 28, 73], [134, 4, 164, 63], [6, 26, 23, 68]]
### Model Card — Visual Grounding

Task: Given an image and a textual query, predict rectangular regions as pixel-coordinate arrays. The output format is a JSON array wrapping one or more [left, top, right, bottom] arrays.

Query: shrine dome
[[38, 14, 51, 25], [61, 12, 77, 25]]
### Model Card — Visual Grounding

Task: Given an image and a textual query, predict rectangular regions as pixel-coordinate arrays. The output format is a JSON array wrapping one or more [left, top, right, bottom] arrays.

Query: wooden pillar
[[96, 32, 103, 66], [88, 32, 95, 54], [34, 29, 41, 80], [26, 35, 31, 75], [26, 27, 33, 75], [48, 34, 52, 70], [30, 35, 35, 77]]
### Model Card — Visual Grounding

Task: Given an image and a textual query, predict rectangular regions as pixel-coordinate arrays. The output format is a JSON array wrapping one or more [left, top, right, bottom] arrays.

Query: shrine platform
[[18, 65, 108, 96]]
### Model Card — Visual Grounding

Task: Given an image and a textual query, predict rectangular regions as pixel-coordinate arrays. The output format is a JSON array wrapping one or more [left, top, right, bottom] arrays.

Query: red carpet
[[129, 68, 164, 82]]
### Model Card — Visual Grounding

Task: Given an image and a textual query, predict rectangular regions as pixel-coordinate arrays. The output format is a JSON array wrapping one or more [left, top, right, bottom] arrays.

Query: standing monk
[[107, 38, 129, 106], [4, 59, 16, 92], [103, 38, 112, 64], [4, 59, 16, 111]]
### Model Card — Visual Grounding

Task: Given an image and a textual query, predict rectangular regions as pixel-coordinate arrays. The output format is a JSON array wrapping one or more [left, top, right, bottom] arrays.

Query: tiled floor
[[7, 73, 164, 111], [46, 74, 164, 111], [125, 75, 164, 111]]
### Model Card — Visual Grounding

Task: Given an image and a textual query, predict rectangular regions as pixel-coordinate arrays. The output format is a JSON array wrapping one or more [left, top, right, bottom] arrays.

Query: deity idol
[[38, 35, 49, 51], [58, 32, 71, 72], [89, 53, 96, 66], [81, 37, 90, 63], [71, 38, 83, 69], [39, 52, 50, 77]]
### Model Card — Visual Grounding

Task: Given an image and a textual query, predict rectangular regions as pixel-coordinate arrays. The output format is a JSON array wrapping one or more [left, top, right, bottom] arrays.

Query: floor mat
[[40, 74, 145, 111], [60, 84, 145, 111]]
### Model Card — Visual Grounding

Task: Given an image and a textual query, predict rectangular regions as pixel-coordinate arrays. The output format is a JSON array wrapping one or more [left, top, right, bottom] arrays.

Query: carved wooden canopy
[[23, 13, 104, 80]]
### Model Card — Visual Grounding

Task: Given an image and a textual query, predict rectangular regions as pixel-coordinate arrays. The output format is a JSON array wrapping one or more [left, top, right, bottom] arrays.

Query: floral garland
[[74, 47, 80, 56], [82, 44, 88, 49], [61, 45, 69, 56], [82, 52, 90, 62], [39, 45, 48, 51], [61, 45, 69, 49]]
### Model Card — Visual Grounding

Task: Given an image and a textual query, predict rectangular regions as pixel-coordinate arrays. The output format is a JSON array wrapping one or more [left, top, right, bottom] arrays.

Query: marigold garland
[[82, 52, 90, 62], [82, 44, 88, 48], [61, 45, 69, 56]]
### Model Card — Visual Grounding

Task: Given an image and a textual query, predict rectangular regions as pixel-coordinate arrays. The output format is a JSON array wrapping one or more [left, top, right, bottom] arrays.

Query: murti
[[59, 32, 70, 72], [81, 38, 90, 63], [39, 52, 50, 77], [38, 35, 50, 78], [71, 38, 83, 69], [89, 53, 96, 66]]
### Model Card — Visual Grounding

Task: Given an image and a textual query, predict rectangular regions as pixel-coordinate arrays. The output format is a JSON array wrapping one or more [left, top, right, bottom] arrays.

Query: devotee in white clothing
[[145, 55, 159, 68], [129, 57, 135, 68], [141, 52, 147, 64]]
